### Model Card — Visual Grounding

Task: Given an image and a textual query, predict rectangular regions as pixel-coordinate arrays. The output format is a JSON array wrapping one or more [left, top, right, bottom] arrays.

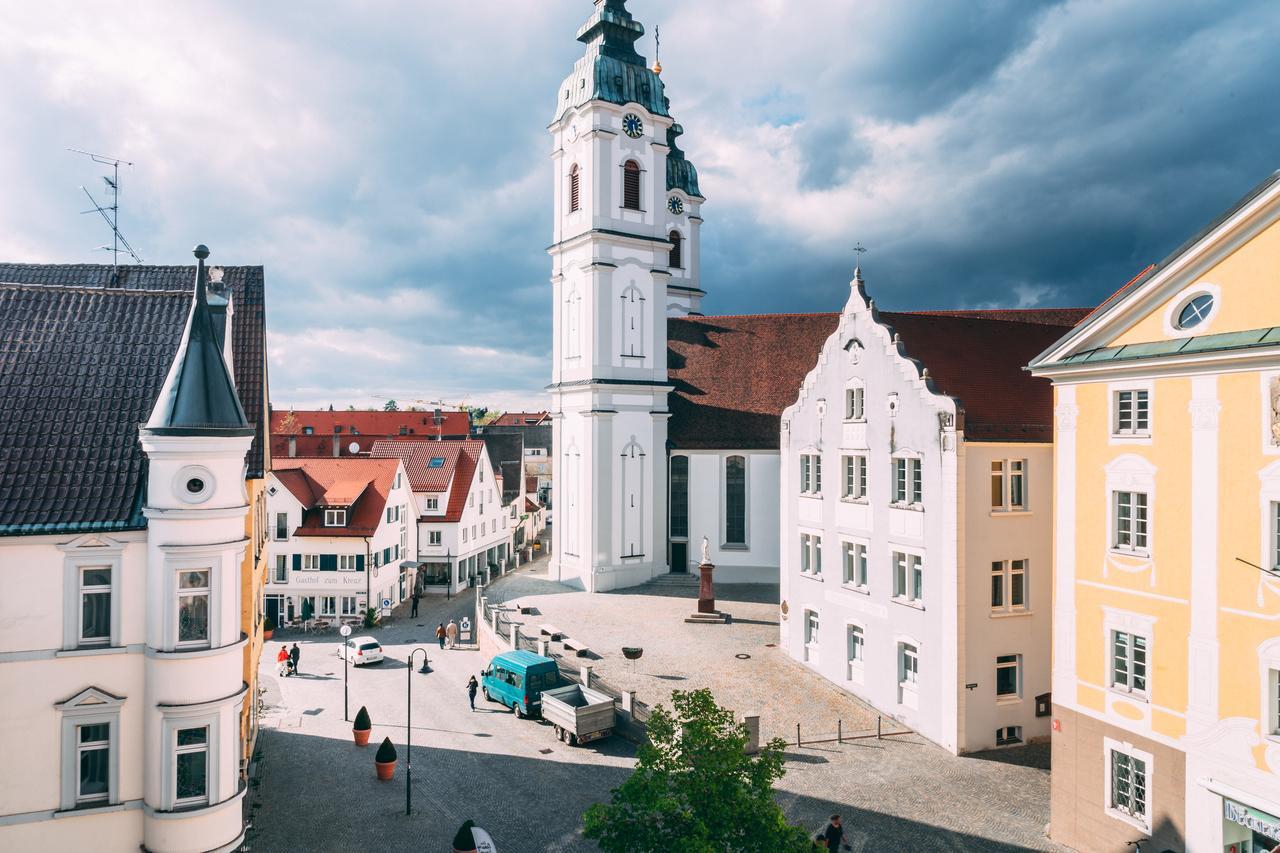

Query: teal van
[[481, 650, 560, 718]]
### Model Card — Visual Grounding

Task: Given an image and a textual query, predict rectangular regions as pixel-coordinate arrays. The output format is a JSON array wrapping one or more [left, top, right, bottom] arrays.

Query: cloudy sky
[[4, 1, 1279, 410]]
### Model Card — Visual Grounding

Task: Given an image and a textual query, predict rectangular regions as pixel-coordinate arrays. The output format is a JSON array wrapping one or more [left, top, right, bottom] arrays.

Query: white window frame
[[429, 530, 442, 546], [320, 595, 337, 617], [173, 724, 211, 808], [1112, 490, 1150, 554], [341, 596, 359, 617], [56, 688, 123, 812], [799, 532, 822, 578], [1103, 737, 1152, 831], [844, 382, 866, 422], [426, 497, 439, 511], [324, 509, 346, 527], [160, 709, 223, 812], [175, 568, 212, 650], [60, 536, 124, 651], [76, 565, 114, 647], [1108, 381, 1154, 443], [302, 554, 320, 571], [1257, 638, 1280, 742], [462, 528, 468, 544], [891, 550, 923, 605], [990, 559, 1029, 613], [990, 459, 1028, 512], [273, 555, 288, 583], [891, 454, 923, 507], [897, 639, 920, 708], [799, 452, 822, 496], [995, 654, 1022, 701], [274, 511, 289, 541], [846, 622, 865, 682], [1105, 455, 1156, 557], [1103, 607, 1155, 701], [842, 539, 869, 590], [803, 608, 820, 663], [338, 554, 357, 572], [995, 725, 1023, 746], [842, 454, 868, 501]]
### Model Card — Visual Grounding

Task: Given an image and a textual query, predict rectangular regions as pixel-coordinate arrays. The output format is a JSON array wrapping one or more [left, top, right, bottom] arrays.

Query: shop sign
[[1224, 798, 1280, 841]]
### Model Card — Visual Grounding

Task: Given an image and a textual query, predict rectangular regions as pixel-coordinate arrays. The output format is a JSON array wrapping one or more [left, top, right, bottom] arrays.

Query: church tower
[[548, 0, 704, 592], [138, 246, 255, 851]]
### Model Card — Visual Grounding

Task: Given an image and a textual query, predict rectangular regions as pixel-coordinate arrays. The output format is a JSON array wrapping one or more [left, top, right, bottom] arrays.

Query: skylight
[[428, 458, 445, 468]]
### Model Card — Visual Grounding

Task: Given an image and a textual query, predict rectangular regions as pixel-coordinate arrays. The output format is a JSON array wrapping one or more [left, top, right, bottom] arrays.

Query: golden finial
[[653, 26, 662, 74]]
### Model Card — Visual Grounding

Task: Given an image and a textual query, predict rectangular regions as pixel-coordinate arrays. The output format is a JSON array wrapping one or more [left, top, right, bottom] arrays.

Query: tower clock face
[[622, 113, 644, 138], [667, 196, 684, 215]]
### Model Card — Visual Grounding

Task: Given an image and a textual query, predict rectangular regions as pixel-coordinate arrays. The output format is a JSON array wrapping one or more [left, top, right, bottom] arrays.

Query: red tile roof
[[491, 411, 549, 426], [667, 307, 1090, 449], [369, 439, 487, 522], [525, 476, 538, 494], [270, 409, 469, 459], [272, 457, 400, 537], [524, 496, 541, 513]]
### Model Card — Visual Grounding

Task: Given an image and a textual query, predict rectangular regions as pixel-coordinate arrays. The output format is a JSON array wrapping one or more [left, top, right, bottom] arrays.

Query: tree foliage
[[583, 689, 811, 853], [383, 399, 399, 411]]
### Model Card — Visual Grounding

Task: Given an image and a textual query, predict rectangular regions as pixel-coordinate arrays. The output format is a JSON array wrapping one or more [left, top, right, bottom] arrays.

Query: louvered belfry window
[[668, 230, 682, 268], [623, 160, 641, 210], [569, 164, 581, 213]]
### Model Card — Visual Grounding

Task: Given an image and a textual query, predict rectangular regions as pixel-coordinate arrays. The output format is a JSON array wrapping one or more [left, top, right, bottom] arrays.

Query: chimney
[[433, 408, 442, 426], [288, 436, 296, 457], [332, 438, 339, 458]]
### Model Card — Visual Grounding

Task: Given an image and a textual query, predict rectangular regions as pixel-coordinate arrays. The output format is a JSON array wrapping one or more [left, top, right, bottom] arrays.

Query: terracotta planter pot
[[353, 728, 371, 747], [375, 759, 396, 781], [263, 629, 274, 641]]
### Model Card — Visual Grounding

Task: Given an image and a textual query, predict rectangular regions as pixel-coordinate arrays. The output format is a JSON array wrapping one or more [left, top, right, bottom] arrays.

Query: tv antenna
[[68, 148, 143, 280]]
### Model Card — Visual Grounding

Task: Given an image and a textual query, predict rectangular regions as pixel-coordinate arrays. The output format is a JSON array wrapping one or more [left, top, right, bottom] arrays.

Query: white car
[[340, 636, 384, 665]]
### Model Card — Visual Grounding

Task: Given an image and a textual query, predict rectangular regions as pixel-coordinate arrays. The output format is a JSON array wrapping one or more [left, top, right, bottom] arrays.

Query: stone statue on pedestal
[[700, 536, 710, 565]]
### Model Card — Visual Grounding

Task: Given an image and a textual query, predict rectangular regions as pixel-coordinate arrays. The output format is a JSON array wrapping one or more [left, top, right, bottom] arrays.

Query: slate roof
[[666, 307, 1090, 449], [0, 263, 267, 535], [272, 457, 398, 537]]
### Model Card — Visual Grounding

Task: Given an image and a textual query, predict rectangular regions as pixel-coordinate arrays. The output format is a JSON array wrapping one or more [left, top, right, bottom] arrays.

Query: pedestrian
[[466, 675, 478, 711], [814, 814, 850, 851], [289, 642, 301, 676], [436, 623, 446, 649], [276, 645, 290, 677], [445, 619, 458, 649], [410, 590, 420, 618]]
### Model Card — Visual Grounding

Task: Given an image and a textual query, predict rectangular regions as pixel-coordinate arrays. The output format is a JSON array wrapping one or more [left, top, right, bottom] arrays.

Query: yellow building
[[1031, 171, 1280, 852]]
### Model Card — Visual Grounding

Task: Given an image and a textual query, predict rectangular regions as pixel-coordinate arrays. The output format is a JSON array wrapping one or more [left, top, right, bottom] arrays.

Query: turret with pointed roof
[[143, 245, 252, 436]]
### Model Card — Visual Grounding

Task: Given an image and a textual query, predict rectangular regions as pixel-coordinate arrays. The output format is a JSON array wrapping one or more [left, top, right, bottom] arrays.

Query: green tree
[[583, 689, 811, 853], [383, 399, 399, 411]]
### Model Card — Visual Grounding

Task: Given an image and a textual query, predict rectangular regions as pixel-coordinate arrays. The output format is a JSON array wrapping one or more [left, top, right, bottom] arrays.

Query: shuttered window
[[622, 160, 641, 210], [569, 164, 581, 213], [668, 230, 682, 268]]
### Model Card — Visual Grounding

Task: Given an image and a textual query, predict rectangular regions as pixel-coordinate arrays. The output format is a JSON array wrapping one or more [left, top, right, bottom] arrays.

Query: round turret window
[[174, 466, 215, 504]]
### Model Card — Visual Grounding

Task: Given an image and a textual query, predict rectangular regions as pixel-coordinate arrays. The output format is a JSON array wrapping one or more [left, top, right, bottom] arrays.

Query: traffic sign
[[340, 625, 352, 637], [382, 598, 392, 609]]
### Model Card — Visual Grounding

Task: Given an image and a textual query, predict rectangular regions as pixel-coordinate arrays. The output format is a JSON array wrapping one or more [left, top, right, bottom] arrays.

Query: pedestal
[[698, 560, 716, 613]]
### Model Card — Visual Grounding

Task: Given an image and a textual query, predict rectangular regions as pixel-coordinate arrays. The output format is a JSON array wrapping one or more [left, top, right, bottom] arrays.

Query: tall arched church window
[[622, 160, 641, 211], [668, 230, 682, 269], [725, 455, 747, 546], [568, 164, 581, 214], [620, 439, 646, 558]]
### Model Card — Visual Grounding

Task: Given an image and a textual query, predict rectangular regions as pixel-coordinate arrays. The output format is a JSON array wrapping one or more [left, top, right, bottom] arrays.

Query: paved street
[[245, 561, 1064, 851]]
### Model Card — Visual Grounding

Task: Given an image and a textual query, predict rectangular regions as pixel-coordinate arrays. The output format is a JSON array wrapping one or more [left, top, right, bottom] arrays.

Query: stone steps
[[644, 572, 698, 587]]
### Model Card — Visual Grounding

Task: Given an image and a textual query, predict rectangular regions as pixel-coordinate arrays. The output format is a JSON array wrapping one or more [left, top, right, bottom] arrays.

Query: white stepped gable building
[[549, 0, 811, 591], [779, 270, 1088, 754], [264, 456, 415, 625], [0, 247, 258, 852]]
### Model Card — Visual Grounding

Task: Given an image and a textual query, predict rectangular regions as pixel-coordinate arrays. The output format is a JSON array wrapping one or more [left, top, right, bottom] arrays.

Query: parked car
[[481, 650, 560, 718], [340, 636, 384, 665]]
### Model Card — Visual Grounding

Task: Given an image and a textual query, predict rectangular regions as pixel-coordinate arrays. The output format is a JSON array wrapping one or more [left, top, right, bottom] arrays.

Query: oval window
[[1176, 293, 1214, 329], [186, 477, 206, 494]]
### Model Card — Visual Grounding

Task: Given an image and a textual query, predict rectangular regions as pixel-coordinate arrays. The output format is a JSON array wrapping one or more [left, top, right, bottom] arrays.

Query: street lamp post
[[340, 624, 352, 722], [406, 647, 430, 816]]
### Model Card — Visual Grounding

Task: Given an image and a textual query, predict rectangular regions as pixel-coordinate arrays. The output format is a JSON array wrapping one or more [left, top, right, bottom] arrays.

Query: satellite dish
[[348, 442, 360, 454]]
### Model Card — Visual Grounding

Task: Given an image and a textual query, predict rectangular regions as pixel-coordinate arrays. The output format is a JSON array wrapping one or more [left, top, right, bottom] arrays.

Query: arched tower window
[[668, 230, 683, 269], [622, 160, 641, 211], [568, 164, 581, 213], [620, 439, 646, 558]]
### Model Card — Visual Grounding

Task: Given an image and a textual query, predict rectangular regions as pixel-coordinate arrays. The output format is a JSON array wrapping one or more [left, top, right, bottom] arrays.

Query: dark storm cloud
[[2, 1, 1278, 407]]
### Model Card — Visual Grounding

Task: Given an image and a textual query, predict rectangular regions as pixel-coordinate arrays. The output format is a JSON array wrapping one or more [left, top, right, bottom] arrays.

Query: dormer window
[[324, 509, 347, 527], [303, 426, 314, 435]]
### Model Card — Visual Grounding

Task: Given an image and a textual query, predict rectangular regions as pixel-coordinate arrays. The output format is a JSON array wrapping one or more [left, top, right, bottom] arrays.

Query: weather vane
[[853, 242, 867, 279], [653, 25, 662, 74]]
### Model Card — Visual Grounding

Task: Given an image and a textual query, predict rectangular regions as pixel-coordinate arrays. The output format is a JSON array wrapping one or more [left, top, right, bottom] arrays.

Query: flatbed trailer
[[541, 683, 615, 746]]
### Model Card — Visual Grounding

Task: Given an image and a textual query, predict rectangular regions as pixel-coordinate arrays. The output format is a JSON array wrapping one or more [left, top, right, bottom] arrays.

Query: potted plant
[[374, 736, 397, 780], [363, 606, 379, 630], [352, 705, 372, 747], [262, 615, 275, 641]]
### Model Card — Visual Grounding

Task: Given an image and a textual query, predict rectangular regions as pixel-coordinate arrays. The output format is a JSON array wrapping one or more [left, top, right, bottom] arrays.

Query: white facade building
[[0, 248, 258, 852], [779, 271, 1085, 753], [265, 457, 415, 625], [371, 440, 512, 594]]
